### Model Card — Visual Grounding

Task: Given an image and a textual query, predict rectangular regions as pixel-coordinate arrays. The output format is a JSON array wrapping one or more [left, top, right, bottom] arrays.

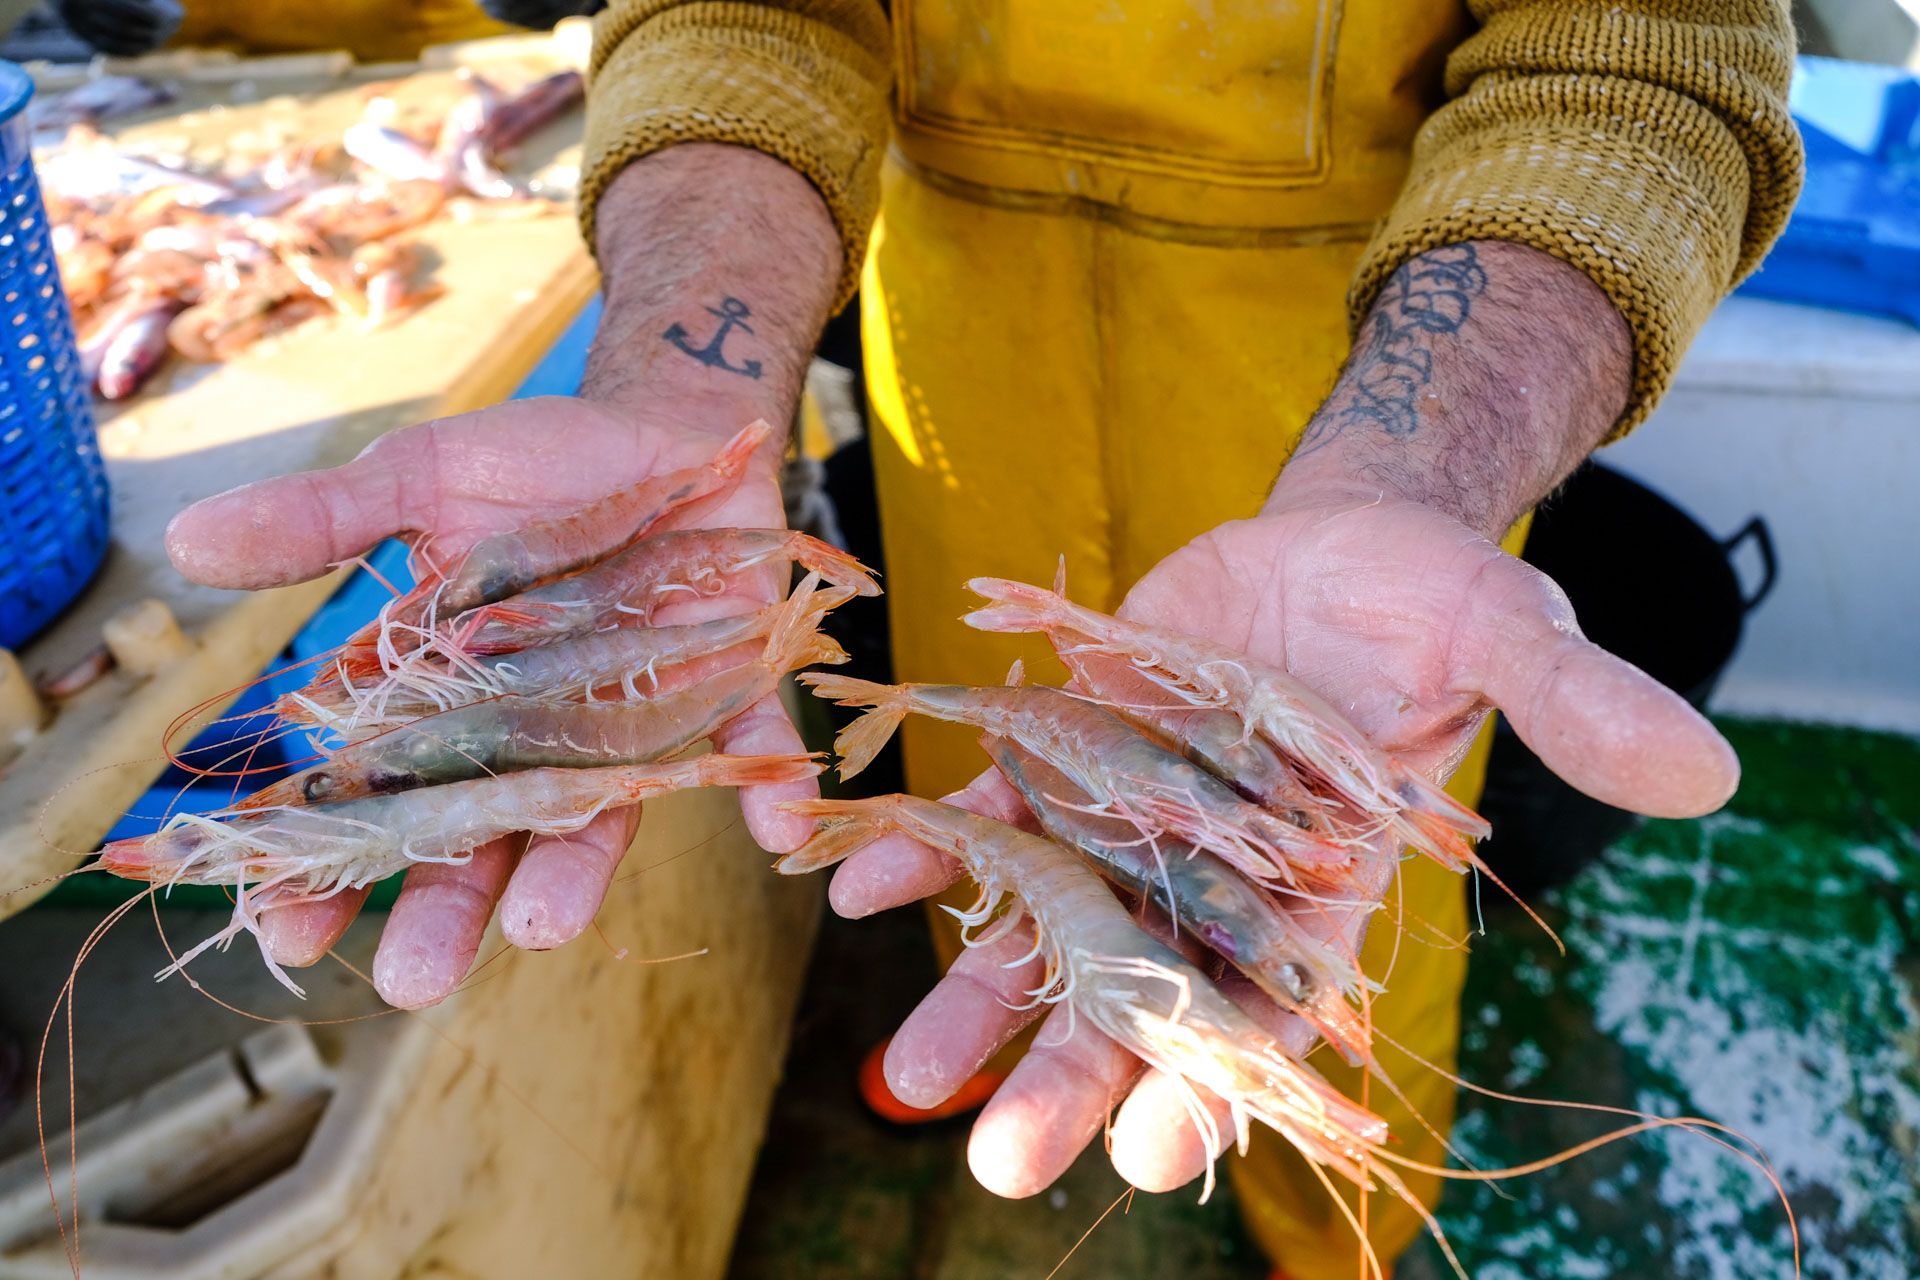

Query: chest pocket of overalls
[[894, 0, 1340, 187]]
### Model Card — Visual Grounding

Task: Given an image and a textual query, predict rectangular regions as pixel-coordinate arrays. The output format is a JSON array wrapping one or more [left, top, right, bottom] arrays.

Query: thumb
[[1455, 554, 1739, 819], [165, 435, 420, 590]]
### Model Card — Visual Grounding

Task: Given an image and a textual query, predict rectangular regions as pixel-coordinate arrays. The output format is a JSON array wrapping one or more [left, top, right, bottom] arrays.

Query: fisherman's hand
[[166, 396, 809, 1006], [166, 144, 841, 1008], [825, 241, 1739, 1199]]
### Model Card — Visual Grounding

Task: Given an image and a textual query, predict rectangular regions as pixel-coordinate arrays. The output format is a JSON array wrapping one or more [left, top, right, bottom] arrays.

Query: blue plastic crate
[[0, 60, 109, 649], [1739, 57, 1920, 325]]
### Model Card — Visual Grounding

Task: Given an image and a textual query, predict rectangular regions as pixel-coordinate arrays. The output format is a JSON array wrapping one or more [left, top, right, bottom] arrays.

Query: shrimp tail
[[789, 534, 882, 599], [763, 572, 851, 675], [960, 576, 1062, 635], [709, 418, 773, 480], [771, 797, 894, 872], [796, 675, 912, 780], [688, 752, 825, 794]]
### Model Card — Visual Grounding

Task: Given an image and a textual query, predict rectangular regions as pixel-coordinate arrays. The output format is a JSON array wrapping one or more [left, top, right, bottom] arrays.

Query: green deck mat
[[1404, 719, 1920, 1279]]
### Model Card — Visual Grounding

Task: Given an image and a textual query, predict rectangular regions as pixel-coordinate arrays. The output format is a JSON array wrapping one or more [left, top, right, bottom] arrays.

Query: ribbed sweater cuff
[[1349, 77, 1775, 437], [580, 3, 889, 312]]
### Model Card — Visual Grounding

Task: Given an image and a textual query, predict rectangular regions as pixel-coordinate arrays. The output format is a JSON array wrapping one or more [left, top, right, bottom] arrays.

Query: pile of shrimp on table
[[97, 424, 1796, 1278], [45, 66, 583, 401]]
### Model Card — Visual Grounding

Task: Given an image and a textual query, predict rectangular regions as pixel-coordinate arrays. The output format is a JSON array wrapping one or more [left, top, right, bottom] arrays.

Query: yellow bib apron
[[860, 3, 1510, 1273], [171, 0, 513, 63]]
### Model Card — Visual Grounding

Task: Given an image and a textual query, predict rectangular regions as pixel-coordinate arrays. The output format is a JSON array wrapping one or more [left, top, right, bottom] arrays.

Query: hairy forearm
[[580, 144, 843, 436], [1273, 241, 1632, 539]]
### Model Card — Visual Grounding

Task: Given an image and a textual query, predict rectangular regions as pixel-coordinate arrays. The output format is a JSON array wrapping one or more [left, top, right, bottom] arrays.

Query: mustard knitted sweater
[[580, 1, 1802, 432]]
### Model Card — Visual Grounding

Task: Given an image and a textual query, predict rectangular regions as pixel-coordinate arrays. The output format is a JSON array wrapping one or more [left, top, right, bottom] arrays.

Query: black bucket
[[1476, 463, 1777, 899]]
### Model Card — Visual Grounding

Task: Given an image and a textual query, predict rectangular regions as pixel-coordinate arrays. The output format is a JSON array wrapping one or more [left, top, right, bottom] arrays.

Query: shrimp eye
[[303, 773, 335, 803]]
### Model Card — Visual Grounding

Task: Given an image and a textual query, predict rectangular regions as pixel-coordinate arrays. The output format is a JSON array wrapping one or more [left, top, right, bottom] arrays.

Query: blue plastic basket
[[0, 60, 109, 650]]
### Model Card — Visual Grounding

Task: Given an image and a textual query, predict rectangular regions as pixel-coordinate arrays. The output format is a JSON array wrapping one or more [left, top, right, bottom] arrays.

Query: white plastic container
[[1599, 296, 1920, 734]]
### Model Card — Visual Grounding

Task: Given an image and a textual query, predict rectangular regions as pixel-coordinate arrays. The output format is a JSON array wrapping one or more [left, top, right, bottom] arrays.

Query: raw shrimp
[[779, 794, 1802, 1280], [436, 418, 776, 616], [95, 298, 182, 399], [773, 795, 1389, 1205], [965, 578, 1489, 870], [1061, 645, 1338, 826], [799, 673, 1351, 889], [100, 752, 821, 993], [354, 240, 440, 326], [288, 177, 445, 248], [452, 528, 879, 655], [303, 420, 782, 691], [54, 235, 114, 310], [167, 285, 305, 362], [271, 241, 369, 318], [342, 120, 449, 185], [987, 740, 1370, 1061], [287, 573, 849, 736], [241, 577, 847, 807], [108, 245, 207, 298]]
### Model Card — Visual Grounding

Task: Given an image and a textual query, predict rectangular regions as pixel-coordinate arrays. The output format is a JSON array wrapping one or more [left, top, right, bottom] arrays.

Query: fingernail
[[373, 940, 453, 1009]]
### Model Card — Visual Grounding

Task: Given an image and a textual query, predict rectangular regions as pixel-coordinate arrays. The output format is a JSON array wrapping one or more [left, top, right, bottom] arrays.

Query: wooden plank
[[265, 787, 824, 1280], [0, 785, 820, 1280], [0, 36, 597, 918]]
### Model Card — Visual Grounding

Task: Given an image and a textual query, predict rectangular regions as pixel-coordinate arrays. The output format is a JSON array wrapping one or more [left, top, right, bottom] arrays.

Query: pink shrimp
[[799, 673, 1354, 891], [239, 576, 846, 808], [435, 419, 776, 616], [772, 794, 1780, 1280], [301, 421, 781, 693], [987, 740, 1371, 1062], [95, 297, 182, 399], [100, 752, 821, 995], [284, 572, 850, 737], [774, 795, 1389, 1207], [965, 577, 1489, 871], [451, 528, 879, 656]]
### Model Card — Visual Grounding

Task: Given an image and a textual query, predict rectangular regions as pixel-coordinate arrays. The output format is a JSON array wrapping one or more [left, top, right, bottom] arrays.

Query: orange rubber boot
[[857, 1037, 1008, 1125]]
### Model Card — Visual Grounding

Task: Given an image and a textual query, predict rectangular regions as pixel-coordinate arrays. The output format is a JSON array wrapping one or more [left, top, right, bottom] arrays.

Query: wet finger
[[258, 886, 370, 968], [1456, 555, 1738, 817], [498, 805, 643, 950], [1108, 1067, 1237, 1193], [884, 916, 1053, 1109], [372, 835, 518, 1008], [965, 1003, 1143, 1199], [715, 693, 819, 854]]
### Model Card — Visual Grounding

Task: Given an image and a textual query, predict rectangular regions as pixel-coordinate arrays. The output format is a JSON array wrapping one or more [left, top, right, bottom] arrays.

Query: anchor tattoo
[[662, 296, 764, 379]]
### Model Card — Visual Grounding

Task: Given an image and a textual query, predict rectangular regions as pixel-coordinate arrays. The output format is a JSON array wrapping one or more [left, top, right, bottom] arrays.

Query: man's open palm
[[827, 486, 1739, 1198], [165, 397, 816, 1007]]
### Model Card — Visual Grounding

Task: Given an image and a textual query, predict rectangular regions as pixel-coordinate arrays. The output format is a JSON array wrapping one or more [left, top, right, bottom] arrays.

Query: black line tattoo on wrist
[[662, 296, 764, 379], [1293, 245, 1488, 458]]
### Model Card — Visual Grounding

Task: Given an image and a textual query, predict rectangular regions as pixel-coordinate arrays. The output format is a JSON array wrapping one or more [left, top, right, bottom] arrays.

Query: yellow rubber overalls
[[860, 3, 1511, 1273], [171, 0, 513, 63]]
